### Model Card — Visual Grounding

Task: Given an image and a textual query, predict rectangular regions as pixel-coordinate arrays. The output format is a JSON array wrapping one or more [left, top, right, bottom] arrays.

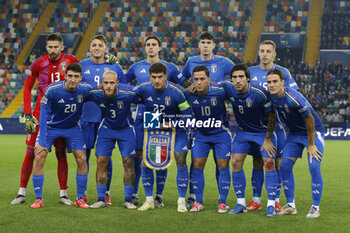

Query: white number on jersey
[[64, 104, 77, 113], [238, 105, 244, 114], [153, 104, 165, 113], [201, 106, 211, 116], [94, 76, 100, 85], [110, 109, 116, 118], [51, 72, 60, 83]]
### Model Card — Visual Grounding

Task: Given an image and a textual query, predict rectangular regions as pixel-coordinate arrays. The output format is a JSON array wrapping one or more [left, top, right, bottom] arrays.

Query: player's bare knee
[[263, 158, 275, 171], [174, 152, 187, 167], [122, 157, 134, 170], [253, 156, 264, 169], [217, 159, 230, 169]]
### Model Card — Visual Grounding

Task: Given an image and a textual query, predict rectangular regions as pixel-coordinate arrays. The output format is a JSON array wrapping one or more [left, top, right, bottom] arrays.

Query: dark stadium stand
[[321, 0, 350, 49]]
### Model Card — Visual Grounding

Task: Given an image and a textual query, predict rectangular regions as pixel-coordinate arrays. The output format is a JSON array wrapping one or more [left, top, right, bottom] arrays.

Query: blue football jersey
[[125, 59, 185, 85], [184, 83, 229, 135], [79, 58, 126, 123], [182, 55, 235, 83], [222, 81, 273, 132], [134, 81, 192, 126], [249, 64, 299, 91], [270, 87, 325, 135], [39, 81, 92, 146], [85, 83, 140, 130]]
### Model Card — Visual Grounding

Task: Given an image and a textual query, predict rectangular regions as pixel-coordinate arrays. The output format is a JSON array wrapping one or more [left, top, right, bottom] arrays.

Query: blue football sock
[[218, 167, 231, 204], [97, 184, 106, 202], [155, 169, 167, 196], [76, 173, 88, 199], [86, 149, 91, 172], [188, 162, 195, 195], [251, 168, 264, 198], [176, 166, 188, 198], [133, 157, 142, 195], [124, 185, 134, 202], [141, 165, 154, 197], [192, 168, 204, 204], [265, 170, 277, 202], [308, 157, 323, 206], [106, 157, 113, 192], [232, 170, 246, 199], [32, 175, 44, 199], [280, 158, 295, 203], [276, 168, 282, 199]]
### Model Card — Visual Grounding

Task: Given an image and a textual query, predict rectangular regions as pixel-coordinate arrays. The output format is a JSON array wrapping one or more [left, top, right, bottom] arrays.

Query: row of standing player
[[11, 32, 324, 218]]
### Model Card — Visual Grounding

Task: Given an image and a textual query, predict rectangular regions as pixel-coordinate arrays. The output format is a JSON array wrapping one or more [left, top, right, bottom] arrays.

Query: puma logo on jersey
[[140, 69, 146, 73]]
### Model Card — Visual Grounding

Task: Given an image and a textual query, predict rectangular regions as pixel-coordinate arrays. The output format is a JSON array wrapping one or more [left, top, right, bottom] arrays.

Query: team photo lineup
[[8, 29, 325, 220]]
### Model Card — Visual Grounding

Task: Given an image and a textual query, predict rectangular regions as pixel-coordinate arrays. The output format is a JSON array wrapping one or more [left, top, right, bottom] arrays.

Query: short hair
[[199, 32, 215, 42], [259, 40, 276, 50], [66, 63, 82, 74], [267, 69, 285, 80], [145, 35, 161, 47], [90, 34, 108, 46], [46, 33, 63, 43], [149, 62, 167, 74], [230, 64, 251, 82], [103, 70, 118, 80], [193, 65, 210, 77]]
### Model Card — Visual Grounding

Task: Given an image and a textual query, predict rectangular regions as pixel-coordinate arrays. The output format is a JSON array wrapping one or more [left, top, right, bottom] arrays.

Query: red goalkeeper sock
[[56, 150, 68, 190], [20, 147, 35, 188]]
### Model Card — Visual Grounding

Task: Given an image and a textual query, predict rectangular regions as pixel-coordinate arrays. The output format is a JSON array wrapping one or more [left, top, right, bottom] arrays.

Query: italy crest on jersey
[[77, 94, 83, 103], [211, 64, 217, 73], [211, 97, 217, 106], [246, 98, 252, 107], [61, 62, 66, 71], [143, 128, 175, 170], [165, 96, 171, 105], [117, 101, 124, 109]]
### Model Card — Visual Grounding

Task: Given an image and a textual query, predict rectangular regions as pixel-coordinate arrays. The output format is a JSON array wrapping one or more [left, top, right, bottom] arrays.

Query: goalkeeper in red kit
[[11, 33, 78, 205]]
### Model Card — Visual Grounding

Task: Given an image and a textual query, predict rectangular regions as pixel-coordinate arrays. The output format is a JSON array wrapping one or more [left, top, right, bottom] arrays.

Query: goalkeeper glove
[[105, 53, 118, 64], [24, 114, 39, 134]]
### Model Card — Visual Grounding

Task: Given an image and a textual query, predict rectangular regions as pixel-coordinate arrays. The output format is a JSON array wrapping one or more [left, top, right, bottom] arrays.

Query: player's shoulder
[[209, 83, 225, 92], [88, 88, 103, 96], [119, 83, 136, 95], [248, 64, 260, 72], [168, 82, 186, 97], [284, 87, 304, 105], [214, 55, 234, 63], [134, 80, 151, 90], [186, 55, 201, 63], [250, 85, 269, 100], [62, 53, 79, 63], [275, 65, 291, 75], [78, 58, 92, 66], [45, 81, 64, 94], [161, 60, 178, 69], [78, 82, 93, 90]]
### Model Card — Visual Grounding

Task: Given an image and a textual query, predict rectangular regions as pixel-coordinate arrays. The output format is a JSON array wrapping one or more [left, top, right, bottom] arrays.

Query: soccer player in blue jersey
[[134, 63, 192, 212], [247, 40, 299, 212], [31, 63, 92, 209], [267, 69, 324, 219], [184, 66, 231, 213], [85, 71, 139, 209], [78, 34, 125, 205], [222, 64, 278, 216], [182, 32, 235, 207], [125, 35, 188, 207]]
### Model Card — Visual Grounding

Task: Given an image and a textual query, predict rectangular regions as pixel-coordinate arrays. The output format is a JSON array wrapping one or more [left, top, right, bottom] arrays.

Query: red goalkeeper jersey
[[23, 53, 79, 116]]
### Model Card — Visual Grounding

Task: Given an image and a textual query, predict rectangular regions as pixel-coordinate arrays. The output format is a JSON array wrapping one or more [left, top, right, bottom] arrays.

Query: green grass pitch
[[0, 135, 349, 233]]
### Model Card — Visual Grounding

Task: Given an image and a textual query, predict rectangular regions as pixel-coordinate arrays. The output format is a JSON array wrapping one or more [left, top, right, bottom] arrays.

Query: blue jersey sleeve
[[125, 64, 136, 83], [182, 59, 192, 79], [38, 94, 50, 147]]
